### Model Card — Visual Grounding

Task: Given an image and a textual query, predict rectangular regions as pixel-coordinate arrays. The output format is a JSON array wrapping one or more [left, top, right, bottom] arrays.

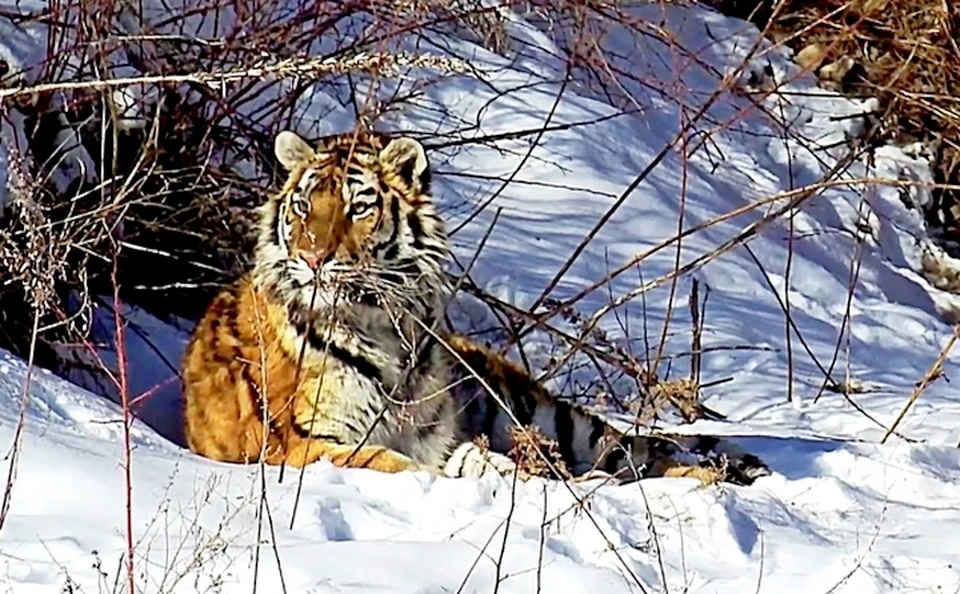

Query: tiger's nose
[[299, 251, 330, 270]]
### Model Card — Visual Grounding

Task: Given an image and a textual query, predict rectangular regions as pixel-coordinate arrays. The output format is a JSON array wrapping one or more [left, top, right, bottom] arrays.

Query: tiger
[[180, 127, 771, 486]]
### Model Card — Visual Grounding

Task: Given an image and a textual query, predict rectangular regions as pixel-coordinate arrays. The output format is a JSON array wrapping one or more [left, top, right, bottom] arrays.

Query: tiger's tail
[[441, 334, 770, 485]]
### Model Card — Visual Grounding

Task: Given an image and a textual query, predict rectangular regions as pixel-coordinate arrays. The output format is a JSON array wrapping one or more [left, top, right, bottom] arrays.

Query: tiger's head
[[253, 129, 451, 318]]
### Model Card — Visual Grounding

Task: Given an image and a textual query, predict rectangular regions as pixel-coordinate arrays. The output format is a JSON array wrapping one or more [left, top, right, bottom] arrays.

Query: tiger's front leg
[[264, 437, 425, 473], [442, 441, 525, 479], [270, 371, 432, 474]]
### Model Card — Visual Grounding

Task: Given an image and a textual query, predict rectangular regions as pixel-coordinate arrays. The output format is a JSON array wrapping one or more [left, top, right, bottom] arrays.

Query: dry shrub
[[536, 293, 724, 428], [708, 0, 960, 247], [506, 424, 571, 480], [644, 377, 711, 423], [0, 0, 488, 372]]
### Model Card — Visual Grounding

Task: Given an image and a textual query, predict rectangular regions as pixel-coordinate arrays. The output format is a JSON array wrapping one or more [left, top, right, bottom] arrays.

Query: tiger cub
[[181, 128, 770, 486]]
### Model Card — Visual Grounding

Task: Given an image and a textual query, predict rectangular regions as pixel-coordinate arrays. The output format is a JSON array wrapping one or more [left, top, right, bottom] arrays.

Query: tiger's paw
[[658, 435, 772, 486], [444, 442, 532, 481]]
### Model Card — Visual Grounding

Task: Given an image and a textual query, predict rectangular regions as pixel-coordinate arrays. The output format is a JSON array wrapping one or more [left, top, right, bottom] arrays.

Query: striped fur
[[181, 128, 770, 486]]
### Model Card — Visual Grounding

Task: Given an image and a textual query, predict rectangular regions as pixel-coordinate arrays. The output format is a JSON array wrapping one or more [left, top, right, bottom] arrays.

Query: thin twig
[[0, 311, 39, 534], [111, 248, 136, 594], [881, 325, 959, 444]]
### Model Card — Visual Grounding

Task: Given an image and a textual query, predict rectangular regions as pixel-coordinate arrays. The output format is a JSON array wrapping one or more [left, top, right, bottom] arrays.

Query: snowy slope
[[4, 345, 960, 593], [2, 1, 960, 593]]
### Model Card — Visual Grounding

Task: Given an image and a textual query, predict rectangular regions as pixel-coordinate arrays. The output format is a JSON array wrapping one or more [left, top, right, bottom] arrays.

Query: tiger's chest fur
[[182, 272, 466, 470]]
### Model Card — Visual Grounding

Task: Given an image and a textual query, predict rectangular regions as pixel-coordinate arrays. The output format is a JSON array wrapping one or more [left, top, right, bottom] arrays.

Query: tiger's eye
[[350, 202, 375, 219]]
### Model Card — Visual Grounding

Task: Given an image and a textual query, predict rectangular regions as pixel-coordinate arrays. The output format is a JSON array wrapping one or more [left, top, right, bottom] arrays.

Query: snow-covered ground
[[2, 1, 960, 592]]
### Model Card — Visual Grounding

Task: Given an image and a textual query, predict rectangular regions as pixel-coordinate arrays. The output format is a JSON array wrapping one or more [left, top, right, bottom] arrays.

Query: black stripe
[[220, 292, 245, 369], [372, 195, 400, 258], [241, 364, 287, 444], [223, 293, 242, 352], [240, 365, 262, 417], [419, 167, 432, 193], [694, 436, 719, 455], [289, 398, 365, 442], [382, 243, 400, 262], [204, 307, 227, 367], [458, 350, 501, 439], [358, 292, 381, 307], [410, 333, 436, 374], [204, 291, 233, 363], [554, 401, 576, 470], [340, 147, 363, 161], [649, 436, 675, 457], [481, 390, 500, 438], [207, 313, 221, 340], [602, 446, 626, 475], [463, 395, 482, 434], [285, 302, 310, 331], [290, 415, 316, 440], [415, 422, 438, 440], [344, 420, 365, 438], [321, 339, 383, 386], [391, 260, 420, 276], [407, 211, 425, 250], [514, 390, 535, 427], [266, 201, 280, 246], [292, 318, 383, 385], [210, 350, 234, 366], [296, 431, 344, 443], [226, 293, 284, 439], [456, 443, 470, 477], [377, 270, 405, 286], [589, 416, 606, 448]]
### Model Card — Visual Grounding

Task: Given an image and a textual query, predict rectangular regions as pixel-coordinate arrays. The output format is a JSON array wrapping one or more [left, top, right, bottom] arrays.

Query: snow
[[2, 1, 960, 593]]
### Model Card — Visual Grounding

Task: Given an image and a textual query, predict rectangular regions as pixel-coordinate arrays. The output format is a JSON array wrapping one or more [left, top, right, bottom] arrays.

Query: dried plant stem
[[0, 53, 470, 101], [881, 325, 959, 444], [110, 249, 136, 594], [0, 311, 39, 535]]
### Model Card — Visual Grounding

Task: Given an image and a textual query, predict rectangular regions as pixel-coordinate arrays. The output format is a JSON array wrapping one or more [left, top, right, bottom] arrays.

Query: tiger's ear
[[379, 137, 430, 190], [274, 130, 316, 171]]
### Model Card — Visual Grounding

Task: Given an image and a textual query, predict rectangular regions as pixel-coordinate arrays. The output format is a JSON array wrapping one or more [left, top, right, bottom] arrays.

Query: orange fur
[[181, 276, 423, 474]]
